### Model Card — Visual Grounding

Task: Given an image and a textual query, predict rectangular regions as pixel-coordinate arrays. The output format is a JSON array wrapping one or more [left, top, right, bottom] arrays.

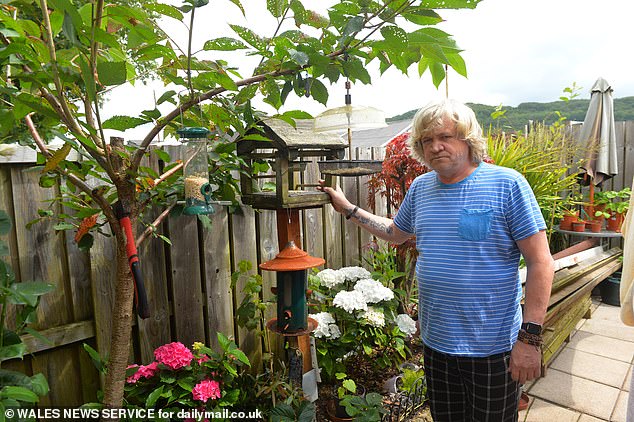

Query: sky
[[103, 0, 634, 139]]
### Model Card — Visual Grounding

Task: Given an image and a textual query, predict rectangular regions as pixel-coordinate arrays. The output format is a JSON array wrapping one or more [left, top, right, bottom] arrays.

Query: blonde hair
[[408, 99, 487, 166]]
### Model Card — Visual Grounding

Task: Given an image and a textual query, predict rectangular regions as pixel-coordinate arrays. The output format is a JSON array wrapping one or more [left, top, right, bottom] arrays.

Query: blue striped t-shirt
[[393, 162, 546, 357]]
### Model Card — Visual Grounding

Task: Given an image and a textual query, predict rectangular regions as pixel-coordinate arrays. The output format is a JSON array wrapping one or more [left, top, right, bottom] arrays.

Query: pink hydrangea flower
[[126, 361, 159, 384], [192, 379, 221, 402], [197, 355, 210, 365], [154, 342, 193, 370]]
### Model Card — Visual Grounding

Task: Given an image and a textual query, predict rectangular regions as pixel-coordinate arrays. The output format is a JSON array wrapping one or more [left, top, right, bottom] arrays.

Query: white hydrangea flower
[[332, 290, 368, 313], [361, 307, 385, 327], [338, 266, 372, 282], [354, 278, 394, 303], [312, 312, 341, 339], [316, 268, 346, 288], [396, 314, 417, 336]]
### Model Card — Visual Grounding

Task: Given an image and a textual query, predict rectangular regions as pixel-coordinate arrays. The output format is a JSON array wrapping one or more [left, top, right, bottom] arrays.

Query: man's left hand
[[509, 341, 542, 383]]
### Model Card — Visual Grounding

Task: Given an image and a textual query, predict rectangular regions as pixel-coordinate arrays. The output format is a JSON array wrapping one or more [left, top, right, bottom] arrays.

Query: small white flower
[[333, 290, 368, 313], [338, 266, 372, 282], [316, 268, 346, 288], [312, 312, 341, 339], [396, 314, 417, 336], [361, 307, 385, 327], [354, 278, 394, 303]]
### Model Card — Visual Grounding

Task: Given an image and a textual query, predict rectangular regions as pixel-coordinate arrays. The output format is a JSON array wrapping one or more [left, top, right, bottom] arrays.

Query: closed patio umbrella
[[578, 77, 619, 192]]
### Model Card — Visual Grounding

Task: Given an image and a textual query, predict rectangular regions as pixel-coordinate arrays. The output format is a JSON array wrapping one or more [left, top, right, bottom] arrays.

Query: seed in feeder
[[185, 176, 208, 201]]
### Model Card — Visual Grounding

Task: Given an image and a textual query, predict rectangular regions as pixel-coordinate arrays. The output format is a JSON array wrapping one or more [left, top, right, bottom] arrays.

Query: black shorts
[[424, 345, 520, 422]]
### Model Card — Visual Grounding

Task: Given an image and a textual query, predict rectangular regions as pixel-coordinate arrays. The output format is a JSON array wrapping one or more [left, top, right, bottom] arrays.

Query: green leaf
[[217, 332, 231, 351], [228, 348, 250, 366], [154, 149, 171, 162], [279, 110, 312, 120], [342, 16, 364, 39], [144, 3, 184, 20], [228, 0, 245, 15], [0, 386, 39, 403], [288, 49, 309, 66], [0, 344, 27, 361], [402, 9, 442, 25], [42, 143, 71, 173], [97, 61, 127, 86], [366, 392, 383, 406], [229, 25, 266, 51], [270, 403, 295, 419], [381, 26, 408, 50], [156, 90, 176, 106], [22, 328, 53, 347], [0, 210, 11, 236], [146, 385, 164, 408], [102, 116, 148, 131], [28, 374, 49, 397], [308, 78, 328, 105], [53, 222, 75, 231], [203, 37, 248, 51], [79, 57, 96, 102], [212, 72, 238, 91], [267, 0, 288, 18], [82, 343, 106, 373], [446, 52, 467, 77], [342, 378, 356, 394], [428, 60, 446, 87]]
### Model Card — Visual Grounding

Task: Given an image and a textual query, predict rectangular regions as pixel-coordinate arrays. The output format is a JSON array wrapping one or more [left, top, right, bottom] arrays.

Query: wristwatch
[[521, 322, 543, 335]]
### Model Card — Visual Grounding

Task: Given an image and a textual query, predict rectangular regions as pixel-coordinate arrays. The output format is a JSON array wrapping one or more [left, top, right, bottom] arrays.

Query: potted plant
[[560, 208, 579, 230], [585, 219, 602, 233], [571, 220, 586, 232], [605, 188, 630, 232]]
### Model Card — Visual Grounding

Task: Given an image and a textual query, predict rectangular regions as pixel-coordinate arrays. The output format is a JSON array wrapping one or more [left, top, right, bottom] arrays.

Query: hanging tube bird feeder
[[260, 241, 323, 334], [178, 126, 215, 215]]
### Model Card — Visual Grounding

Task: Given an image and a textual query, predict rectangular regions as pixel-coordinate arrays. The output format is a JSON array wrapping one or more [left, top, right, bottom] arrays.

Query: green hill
[[388, 96, 634, 131]]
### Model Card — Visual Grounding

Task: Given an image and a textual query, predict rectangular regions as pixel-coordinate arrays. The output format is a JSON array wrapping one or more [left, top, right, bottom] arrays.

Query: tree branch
[[136, 202, 176, 246], [24, 113, 117, 227]]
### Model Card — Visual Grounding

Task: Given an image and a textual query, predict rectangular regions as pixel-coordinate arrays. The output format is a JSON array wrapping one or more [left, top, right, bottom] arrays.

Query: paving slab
[[624, 365, 632, 392], [549, 348, 630, 388], [518, 398, 580, 422], [528, 368, 620, 420], [578, 414, 605, 422], [591, 303, 623, 321], [578, 317, 634, 343], [611, 390, 629, 422], [565, 330, 634, 363]]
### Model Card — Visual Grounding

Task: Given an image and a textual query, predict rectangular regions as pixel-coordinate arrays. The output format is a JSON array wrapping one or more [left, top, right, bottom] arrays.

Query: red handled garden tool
[[113, 201, 149, 319]]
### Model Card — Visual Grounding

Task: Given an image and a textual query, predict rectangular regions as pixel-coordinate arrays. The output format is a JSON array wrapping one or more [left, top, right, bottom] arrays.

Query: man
[[319, 99, 554, 421]]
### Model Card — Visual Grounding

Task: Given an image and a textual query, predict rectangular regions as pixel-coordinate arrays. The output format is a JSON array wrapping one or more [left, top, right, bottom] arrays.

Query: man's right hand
[[317, 180, 353, 215]]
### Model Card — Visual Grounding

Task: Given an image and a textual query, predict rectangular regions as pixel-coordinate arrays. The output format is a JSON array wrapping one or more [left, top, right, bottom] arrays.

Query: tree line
[[388, 96, 634, 130]]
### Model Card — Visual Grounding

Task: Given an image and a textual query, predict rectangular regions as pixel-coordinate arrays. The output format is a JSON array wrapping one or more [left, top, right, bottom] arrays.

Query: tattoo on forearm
[[357, 215, 393, 235]]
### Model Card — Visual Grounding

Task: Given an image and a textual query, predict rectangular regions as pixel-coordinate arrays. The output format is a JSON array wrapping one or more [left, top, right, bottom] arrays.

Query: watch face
[[522, 322, 542, 335]]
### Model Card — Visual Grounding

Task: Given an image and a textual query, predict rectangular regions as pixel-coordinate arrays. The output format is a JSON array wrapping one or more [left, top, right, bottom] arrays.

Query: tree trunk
[[102, 238, 135, 410]]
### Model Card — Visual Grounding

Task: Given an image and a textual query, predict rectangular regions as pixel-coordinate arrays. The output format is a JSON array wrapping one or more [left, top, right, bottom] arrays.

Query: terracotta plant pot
[[606, 212, 625, 232], [559, 220, 573, 231], [586, 220, 602, 233], [571, 221, 586, 232]]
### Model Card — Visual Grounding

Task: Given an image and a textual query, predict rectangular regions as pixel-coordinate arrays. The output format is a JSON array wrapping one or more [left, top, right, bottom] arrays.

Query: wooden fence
[[1, 120, 633, 406], [0, 145, 386, 406]]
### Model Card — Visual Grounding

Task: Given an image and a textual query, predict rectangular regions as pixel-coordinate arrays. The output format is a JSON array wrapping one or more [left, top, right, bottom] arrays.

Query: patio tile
[[578, 415, 605, 422], [611, 390, 630, 422], [565, 330, 634, 363], [528, 368, 620, 420], [518, 398, 580, 422], [578, 317, 634, 343], [592, 303, 624, 321], [624, 365, 632, 391], [549, 348, 630, 388]]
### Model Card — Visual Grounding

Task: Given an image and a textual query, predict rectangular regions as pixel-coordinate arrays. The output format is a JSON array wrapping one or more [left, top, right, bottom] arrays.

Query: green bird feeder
[[178, 127, 215, 215], [260, 241, 323, 334]]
